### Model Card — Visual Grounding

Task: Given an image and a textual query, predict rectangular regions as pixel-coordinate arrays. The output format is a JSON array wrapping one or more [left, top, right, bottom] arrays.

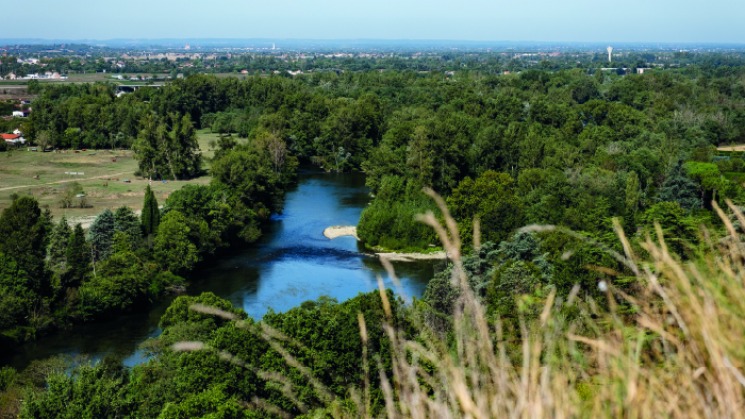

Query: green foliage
[[154, 211, 200, 274], [159, 293, 246, 330], [209, 144, 284, 217], [0, 251, 38, 341], [47, 216, 71, 273], [641, 202, 701, 257], [141, 185, 161, 237], [0, 367, 17, 392], [24, 290, 397, 417], [0, 196, 51, 289], [21, 365, 131, 418], [78, 251, 179, 319], [132, 113, 202, 180], [358, 176, 437, 251], [684, 160, 736, 205], [64, 224, 90, 289], [658, 162, 702, 210], [448, 170, 524, 246], [12, 59, 745, 418], [113, 206, 143, 245], [59, 182, 87, 209], [88, 208, 115, 262]]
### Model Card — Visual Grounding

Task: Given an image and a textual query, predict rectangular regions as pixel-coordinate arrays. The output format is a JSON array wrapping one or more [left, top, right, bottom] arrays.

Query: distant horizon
[[2, 38, 745, 50], [4, 0, 744, 44]]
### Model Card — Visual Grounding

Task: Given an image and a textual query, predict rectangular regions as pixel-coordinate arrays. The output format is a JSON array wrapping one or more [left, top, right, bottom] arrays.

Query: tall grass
[[179, 193, 745, 418]]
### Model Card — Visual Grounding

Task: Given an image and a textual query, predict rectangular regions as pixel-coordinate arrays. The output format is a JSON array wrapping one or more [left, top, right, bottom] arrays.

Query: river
[[1, 170, 436, 371]]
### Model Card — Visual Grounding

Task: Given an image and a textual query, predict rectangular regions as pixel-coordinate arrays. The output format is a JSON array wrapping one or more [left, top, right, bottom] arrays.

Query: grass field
[[0, 129, 238, 225]]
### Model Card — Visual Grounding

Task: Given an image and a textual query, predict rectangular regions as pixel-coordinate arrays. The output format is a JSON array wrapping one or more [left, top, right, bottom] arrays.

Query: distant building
[[1, 133, 26, 145], [4, 73, 16, 80], [12, 111, 24, 118]]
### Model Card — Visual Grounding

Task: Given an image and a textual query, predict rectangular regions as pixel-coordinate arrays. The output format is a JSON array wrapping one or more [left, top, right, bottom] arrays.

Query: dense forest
[[3, 56, 745, 416]]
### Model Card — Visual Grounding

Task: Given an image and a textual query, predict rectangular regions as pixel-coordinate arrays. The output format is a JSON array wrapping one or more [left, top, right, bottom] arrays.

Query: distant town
[[2, 40, 745, 87]]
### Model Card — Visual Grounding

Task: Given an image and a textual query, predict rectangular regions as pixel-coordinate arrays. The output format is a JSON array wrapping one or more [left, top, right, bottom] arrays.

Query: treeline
[[0, 136, 296, 346], [355, 68, 745, 255]]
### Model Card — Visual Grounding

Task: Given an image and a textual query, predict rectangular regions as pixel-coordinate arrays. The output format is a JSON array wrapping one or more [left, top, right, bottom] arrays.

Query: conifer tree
[[141, 185, 160, 236], [113, 206, 143, 244], [64, 224, 89, 288], [657, 162, 702, 211], [48, 216, 72, 271], [88, 209, 115, 262]]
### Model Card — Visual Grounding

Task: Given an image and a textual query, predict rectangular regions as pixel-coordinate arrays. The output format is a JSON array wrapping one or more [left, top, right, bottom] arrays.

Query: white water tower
[[607, 46, 613, 63]]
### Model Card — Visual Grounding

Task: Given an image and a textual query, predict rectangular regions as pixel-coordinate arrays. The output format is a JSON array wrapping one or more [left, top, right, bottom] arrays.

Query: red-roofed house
[[1, 133, 25, 145]]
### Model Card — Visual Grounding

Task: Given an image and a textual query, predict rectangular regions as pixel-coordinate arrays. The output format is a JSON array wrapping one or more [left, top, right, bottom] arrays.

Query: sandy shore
[[376, 251, 448, 262], [323, 225, 448, 262], [324, 225, 359, 240]]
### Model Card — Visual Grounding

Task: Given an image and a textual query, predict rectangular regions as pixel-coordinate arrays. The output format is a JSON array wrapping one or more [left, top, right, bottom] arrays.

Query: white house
[[12, 111, 24, 118]]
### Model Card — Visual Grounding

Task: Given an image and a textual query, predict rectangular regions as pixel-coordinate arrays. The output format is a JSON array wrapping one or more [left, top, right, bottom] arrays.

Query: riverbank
[[323, 225, 448, 262]]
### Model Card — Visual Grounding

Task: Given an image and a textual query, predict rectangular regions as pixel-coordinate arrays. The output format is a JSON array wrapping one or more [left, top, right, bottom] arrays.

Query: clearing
[[0, 130, 233, 220]]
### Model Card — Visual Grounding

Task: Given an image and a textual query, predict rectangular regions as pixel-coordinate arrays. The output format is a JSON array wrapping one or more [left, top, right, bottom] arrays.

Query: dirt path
[[0, 172, 130, 192]]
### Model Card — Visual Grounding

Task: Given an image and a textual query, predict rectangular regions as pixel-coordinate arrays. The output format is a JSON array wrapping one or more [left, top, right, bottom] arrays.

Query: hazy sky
[[4, 0, 744, 43]]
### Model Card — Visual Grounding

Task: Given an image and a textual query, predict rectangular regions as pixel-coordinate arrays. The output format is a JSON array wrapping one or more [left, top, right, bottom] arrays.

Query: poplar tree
[[64, 224, 89, 288], [141, 185, 160, 236]]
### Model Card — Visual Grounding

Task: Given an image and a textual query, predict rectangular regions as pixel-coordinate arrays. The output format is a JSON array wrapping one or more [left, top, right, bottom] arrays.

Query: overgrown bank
[[0, 135, 297, 348], [9, 199, 745, 418]]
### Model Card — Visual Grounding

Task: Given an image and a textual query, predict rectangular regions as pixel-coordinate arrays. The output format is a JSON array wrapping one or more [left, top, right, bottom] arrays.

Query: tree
[[624, 171, 642, 230], [255, 131, 288, 174], [657, 162, 702, 211], [65, 224, 89, 288], [132, 114, 202, 180], [59, 182, 87, 209], [88, 209, 115, 262], [141, 186, 160, 237], [0, 196, 51, 289], [113, 206, 143, 246], [36, 130, 53, 150], [684, 161, 735, 207], [447, 171, 524, 246], [132, 115, 162, 179], [153, 211, 199, 274], [640, 202, 700, 258], [47, 216, 71, 273]]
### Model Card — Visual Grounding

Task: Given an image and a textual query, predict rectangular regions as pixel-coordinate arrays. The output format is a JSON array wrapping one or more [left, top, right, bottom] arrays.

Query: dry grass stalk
[[173, 195, 745, 418]]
